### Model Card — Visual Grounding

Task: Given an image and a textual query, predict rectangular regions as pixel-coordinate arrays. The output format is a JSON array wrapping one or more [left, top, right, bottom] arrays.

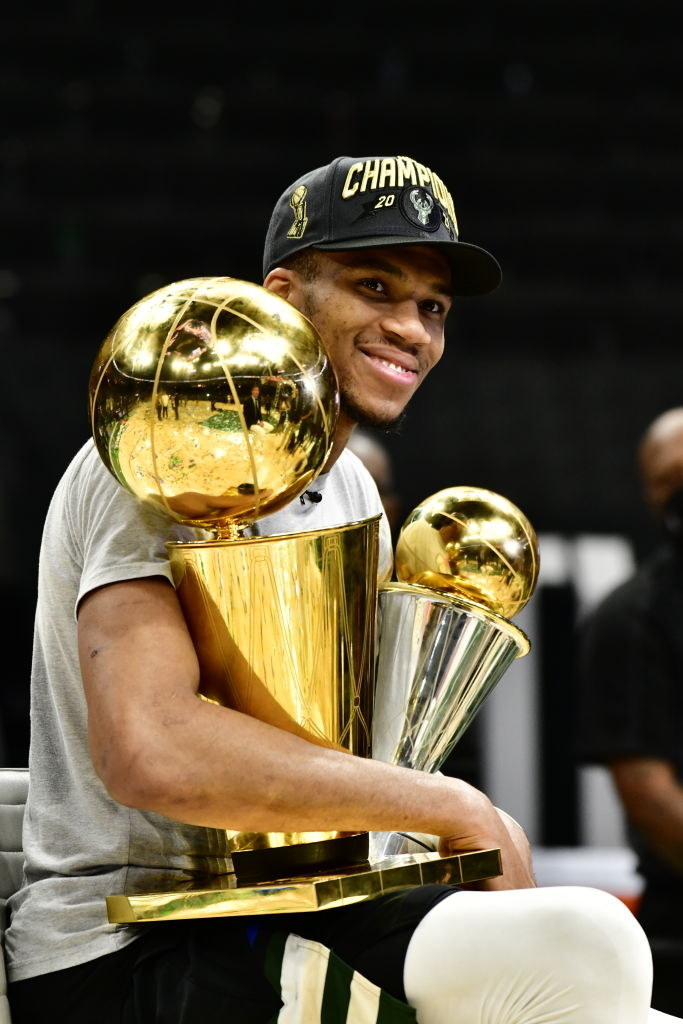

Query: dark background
[[2, 1, 682, 777]]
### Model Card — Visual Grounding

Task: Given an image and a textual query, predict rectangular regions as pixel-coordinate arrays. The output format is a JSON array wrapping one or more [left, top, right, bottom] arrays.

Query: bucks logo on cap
[[402, 186, 441, 232]]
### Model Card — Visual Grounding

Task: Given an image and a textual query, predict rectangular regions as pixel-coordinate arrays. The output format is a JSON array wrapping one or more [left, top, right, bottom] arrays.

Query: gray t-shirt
[[6, 438, 391, 982]]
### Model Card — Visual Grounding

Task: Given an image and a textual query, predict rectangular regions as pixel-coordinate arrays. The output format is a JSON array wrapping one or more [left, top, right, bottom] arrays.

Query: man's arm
[[78, 576, 535, 889], [610, 757, 683, 873]]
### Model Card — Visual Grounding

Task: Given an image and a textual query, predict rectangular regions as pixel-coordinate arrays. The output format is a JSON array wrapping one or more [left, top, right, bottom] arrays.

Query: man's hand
[[437, 786, 536, 890]]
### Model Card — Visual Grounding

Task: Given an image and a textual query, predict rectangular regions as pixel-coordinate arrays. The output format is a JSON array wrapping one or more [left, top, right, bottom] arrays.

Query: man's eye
[[359, 278, 385, 294], [421, 300, 444, 315]]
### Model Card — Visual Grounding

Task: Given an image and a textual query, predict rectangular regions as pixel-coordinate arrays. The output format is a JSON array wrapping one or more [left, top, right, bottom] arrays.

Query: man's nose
[[380, 302, 432, 346]]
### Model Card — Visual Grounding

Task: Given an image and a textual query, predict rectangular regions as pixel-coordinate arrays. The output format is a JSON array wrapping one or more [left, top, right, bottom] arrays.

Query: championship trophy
[[370, 486, 539, 858], [88, 277, 536, 925]]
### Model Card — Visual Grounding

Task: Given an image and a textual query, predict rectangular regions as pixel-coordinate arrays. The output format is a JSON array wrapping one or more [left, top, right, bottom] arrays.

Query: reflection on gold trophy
[[90, 277, 528, 925]]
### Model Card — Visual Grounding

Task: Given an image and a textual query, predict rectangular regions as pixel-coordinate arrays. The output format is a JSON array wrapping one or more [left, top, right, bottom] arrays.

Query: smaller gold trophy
[[371, 486, 539, 858]]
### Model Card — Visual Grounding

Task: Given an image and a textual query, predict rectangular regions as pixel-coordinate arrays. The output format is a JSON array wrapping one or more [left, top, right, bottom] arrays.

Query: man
[[242, 383, 265, 431], [5, 154, 676, 1023], [577, 406, 683, 1017]]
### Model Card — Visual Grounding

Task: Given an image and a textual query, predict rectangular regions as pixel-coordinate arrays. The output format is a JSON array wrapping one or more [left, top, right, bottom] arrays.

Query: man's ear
[[263, 268, 294, 299]]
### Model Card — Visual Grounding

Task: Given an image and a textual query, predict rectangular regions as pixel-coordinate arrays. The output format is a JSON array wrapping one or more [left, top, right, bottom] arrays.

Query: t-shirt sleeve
[[68, 449, 182, 612]]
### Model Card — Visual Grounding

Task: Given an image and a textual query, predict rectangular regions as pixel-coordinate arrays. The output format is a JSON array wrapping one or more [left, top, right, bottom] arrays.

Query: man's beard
[[298, 296, 408, 434], [340, 389, 407, 434]]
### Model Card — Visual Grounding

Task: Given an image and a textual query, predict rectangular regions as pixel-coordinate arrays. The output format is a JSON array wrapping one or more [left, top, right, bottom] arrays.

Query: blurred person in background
[[347, 427, 402, 539], [577, 406, 683, 1016]]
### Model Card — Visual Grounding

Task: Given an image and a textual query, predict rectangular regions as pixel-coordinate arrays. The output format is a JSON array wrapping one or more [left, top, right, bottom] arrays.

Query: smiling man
[[271, 247, 448, 434], [6, 154, 678, 1024]]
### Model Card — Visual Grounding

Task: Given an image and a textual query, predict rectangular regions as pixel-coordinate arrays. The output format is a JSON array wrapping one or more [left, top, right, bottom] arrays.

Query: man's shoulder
[[331, 449, 383, 507], [335, 447, 376, 485], [55, 438, 108, 493]]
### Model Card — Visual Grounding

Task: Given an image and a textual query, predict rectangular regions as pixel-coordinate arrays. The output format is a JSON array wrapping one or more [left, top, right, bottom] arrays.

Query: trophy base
[[106, 848, 502, 924], [231, 832, 370, 884]]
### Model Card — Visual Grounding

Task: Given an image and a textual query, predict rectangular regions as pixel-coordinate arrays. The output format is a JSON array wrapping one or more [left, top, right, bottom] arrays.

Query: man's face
[[291, 246, 452, 431], [641, 426, 683, 517]]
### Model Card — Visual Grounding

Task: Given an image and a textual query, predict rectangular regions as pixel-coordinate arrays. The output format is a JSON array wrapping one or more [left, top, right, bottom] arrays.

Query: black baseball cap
[[263, 155, 502, 296]]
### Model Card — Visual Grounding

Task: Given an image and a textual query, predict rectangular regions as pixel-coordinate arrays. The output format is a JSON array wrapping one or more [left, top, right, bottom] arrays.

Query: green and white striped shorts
[[265, 929, 417, 1024]]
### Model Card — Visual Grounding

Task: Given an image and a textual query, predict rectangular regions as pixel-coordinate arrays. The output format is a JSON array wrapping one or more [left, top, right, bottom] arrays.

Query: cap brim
[[314, 235, 501, 296]]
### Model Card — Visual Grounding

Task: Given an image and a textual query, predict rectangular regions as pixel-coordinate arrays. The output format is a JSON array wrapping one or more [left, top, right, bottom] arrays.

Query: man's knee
[[494, 806, 534, 873], [404, 886, 654, 1023]]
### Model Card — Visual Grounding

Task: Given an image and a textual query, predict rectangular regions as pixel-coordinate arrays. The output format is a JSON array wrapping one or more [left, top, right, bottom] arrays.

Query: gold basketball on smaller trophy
[[394, 485, 540, 620], [89, 276, 338, 537]]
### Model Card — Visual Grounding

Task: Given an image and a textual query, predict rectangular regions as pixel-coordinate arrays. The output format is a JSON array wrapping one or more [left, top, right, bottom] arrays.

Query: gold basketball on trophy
[[89, 277, 339, 537], [394, 485, 539, 619]]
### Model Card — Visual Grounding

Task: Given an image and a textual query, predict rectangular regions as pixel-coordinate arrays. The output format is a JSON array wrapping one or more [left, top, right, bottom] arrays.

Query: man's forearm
[[111, 698, 536, 889]]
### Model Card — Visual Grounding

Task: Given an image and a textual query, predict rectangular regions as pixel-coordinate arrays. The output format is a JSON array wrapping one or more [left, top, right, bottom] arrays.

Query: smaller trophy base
[[106, 848, 502, 924]]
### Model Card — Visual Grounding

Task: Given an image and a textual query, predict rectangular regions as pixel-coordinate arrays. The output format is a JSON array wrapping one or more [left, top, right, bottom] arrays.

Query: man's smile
[[358, 345, 420, 385]]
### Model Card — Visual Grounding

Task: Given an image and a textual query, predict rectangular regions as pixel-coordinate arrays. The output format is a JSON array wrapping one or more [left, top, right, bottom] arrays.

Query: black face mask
[[662, 487, 683, 547]]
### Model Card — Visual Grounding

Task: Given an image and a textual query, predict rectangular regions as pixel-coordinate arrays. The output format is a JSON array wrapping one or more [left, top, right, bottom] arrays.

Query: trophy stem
[[373, 582, 529, 774], [214, 523, 244, 541], [370, 583, 529, 861]]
